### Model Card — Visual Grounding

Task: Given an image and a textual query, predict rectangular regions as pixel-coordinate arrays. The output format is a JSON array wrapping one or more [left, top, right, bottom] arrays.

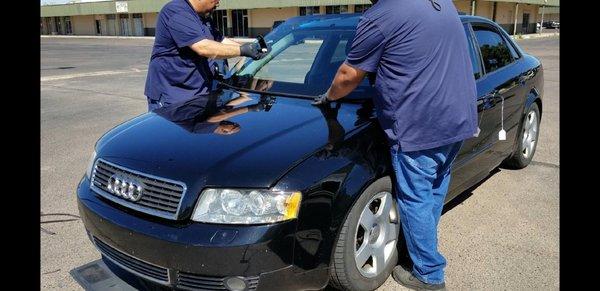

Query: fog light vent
[[176, 272, 259, 290], [224, 277, 246, 291]]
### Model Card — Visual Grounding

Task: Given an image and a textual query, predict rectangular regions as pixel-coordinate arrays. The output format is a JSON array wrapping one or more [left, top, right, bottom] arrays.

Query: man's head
[[188, 0, 220, 14]]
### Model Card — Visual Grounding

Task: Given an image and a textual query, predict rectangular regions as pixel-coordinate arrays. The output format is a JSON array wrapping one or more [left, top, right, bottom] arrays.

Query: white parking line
[[41, 68, 147, 82]]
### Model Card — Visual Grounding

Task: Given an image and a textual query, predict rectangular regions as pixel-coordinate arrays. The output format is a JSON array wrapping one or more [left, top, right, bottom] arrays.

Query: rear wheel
[[329, 177, 400, 290], [502, 102, 540, 169]]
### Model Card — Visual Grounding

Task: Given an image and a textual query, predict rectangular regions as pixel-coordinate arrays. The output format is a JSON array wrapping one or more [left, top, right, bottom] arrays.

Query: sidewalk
[[511, 31, 559, 40], [40, 35, 255, 43]]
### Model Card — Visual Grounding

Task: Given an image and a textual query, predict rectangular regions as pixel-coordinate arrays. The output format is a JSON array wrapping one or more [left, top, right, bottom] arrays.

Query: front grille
[[90, 158, 186, 220], [177, 272, 259, 290], [93, 237, 170, 284]]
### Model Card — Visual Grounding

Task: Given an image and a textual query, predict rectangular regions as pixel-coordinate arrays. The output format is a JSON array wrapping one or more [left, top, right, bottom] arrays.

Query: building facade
[[40, 0, 560, 37]]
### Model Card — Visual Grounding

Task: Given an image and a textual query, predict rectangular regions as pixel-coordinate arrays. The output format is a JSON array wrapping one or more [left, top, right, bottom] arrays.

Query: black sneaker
[[392, 265, 447, 291]]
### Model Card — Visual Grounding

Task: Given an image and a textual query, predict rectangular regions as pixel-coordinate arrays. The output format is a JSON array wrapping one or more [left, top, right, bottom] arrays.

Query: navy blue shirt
[[345, 0, 478, 152], [144, 0, 223, 105]]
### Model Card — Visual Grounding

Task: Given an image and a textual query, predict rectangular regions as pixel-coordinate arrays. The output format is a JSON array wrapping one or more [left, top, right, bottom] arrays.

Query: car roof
[[285, 13, 497, 29], [459, 15, 496, 25]]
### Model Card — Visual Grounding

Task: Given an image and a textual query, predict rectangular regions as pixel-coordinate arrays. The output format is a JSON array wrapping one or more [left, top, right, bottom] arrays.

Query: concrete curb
[[511, 32, 559, 40], [41, 35, 155, 40], [41, 35, 254, 43]]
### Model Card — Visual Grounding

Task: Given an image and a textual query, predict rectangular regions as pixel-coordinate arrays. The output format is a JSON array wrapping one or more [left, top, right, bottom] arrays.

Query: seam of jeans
[[398, 182, 426, 282]]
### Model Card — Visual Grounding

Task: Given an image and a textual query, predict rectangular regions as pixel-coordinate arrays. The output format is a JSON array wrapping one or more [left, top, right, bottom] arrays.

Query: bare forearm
[[327, 63, 366, 101], [190, 39, 241, 59], [207, 107, 248, 122], [221, 37, 241, 46]]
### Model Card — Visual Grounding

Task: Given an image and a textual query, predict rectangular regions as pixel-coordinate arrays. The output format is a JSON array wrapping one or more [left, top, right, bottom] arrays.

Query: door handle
[[519, 70, 535, 85], [478, 92, 500, 109]]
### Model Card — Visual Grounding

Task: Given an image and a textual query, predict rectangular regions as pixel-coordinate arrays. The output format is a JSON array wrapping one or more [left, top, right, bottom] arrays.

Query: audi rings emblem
[[107, 174, 144, 202]]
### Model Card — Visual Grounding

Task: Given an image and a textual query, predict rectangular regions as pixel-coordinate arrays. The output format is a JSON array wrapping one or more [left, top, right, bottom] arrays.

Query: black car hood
[[96, 90, 372, 191]]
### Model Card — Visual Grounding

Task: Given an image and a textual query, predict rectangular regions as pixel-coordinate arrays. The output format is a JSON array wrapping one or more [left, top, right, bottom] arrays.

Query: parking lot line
[[41, 68, 147, 82]]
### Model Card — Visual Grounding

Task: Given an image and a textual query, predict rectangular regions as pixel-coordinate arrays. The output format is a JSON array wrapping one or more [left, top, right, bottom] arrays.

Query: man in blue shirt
[[145, 0, 267, 111], [314, 0, 477, 289]]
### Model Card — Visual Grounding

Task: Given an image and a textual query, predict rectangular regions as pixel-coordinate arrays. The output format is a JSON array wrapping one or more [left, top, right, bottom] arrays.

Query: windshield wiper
[[217, 80, 364, 104], [217, 80, 315, 100]]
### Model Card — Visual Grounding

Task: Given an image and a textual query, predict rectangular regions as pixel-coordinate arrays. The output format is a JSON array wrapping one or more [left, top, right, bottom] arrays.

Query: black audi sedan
[[77, 14, 543, 291]]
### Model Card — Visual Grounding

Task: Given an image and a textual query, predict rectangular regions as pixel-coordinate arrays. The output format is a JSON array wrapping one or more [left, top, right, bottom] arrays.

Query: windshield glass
[[228, 15, 377, 99]]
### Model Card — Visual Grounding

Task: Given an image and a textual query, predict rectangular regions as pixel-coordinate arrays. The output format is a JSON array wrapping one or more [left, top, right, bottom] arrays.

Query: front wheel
[[329, 177, 400, 290], [502, 102, 541, 169]]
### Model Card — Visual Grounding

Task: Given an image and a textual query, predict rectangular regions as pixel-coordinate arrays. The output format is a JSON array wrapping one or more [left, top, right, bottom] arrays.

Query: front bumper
[[77, 177, 328, 290]]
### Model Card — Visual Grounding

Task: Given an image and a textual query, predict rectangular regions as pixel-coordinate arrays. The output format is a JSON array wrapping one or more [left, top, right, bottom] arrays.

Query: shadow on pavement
[[70, 259, 136, 291], [442, 167, 501, 215]]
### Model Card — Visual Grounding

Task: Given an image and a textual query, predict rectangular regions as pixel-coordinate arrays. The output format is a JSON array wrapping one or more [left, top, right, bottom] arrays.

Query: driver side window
[[473, 25, 515, 74]]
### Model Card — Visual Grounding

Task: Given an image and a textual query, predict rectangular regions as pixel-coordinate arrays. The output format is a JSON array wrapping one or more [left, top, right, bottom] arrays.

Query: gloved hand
[[311, 93, 331, 106], [240, 42, 268, 60]]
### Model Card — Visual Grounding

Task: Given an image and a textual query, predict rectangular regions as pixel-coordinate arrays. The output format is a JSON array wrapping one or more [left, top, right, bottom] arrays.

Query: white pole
[[540, 5, 545, 34], [471, 0, 476, 16], [513, 3, 519, 35]]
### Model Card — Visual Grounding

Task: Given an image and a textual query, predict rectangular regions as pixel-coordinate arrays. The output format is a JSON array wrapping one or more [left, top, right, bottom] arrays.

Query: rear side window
[[463, 23, 482, 80], [473, 25, 514, 74]]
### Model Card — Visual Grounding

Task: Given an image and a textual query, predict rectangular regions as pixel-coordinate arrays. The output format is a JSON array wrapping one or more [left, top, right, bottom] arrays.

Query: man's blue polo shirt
[[144, 0, 223, 105], [345, 0, 478, 152]]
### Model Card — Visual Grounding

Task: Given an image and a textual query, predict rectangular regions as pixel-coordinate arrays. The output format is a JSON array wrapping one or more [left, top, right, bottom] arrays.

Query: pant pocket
[[403, 151, 438, 173]]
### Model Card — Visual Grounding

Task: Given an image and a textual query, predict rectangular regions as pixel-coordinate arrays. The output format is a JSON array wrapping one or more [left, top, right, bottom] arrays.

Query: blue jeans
[[390, 141, 462, 284]]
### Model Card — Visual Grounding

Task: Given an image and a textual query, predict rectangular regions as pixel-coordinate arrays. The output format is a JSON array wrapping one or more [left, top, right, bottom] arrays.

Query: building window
[[231, 9, 248, 37], [95, 20, 101, 34], [132, 13, 144, 36], [106, 14, 117, 36], [54, 17, 62, 34], [326, 5, 349, 14], [211, 10, 228, 37], [65, 16, 72, 34], [300, 6, 320, 16], [354, 4, 372, 13], [119, 14, 130, 36]]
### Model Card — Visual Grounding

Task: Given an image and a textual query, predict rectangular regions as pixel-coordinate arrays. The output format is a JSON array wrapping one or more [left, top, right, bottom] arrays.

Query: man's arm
[[221, 37, 241, 46], [190, 38, 265, 60], [190, 39, 241, 59], [326, 63, 367, 101], [206, 107, 249, 123]]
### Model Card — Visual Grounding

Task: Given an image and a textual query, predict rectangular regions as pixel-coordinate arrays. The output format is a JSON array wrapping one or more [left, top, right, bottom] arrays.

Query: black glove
[[311, 93, 331, 106], [240, 42, 267, 60]]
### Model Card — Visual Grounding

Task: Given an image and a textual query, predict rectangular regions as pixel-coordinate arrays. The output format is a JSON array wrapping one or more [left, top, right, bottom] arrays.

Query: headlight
[[85, 150, 97, 179], [191, 189, 302, 224]]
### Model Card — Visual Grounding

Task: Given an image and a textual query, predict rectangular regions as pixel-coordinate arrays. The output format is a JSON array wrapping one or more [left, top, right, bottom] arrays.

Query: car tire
[[502, 102, 541, 169], [329, 177, 400, 291]]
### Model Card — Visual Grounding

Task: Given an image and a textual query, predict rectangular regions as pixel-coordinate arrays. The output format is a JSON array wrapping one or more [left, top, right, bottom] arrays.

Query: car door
[[471, 22, 526, 166], [448, 22, 491, 198]]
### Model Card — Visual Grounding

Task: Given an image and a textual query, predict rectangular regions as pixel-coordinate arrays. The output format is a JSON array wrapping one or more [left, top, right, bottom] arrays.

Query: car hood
[[96, 90, 372, 192]]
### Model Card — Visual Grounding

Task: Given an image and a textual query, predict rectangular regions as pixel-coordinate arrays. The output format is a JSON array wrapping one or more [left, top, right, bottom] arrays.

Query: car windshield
[[226, 14, 377, 100]]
